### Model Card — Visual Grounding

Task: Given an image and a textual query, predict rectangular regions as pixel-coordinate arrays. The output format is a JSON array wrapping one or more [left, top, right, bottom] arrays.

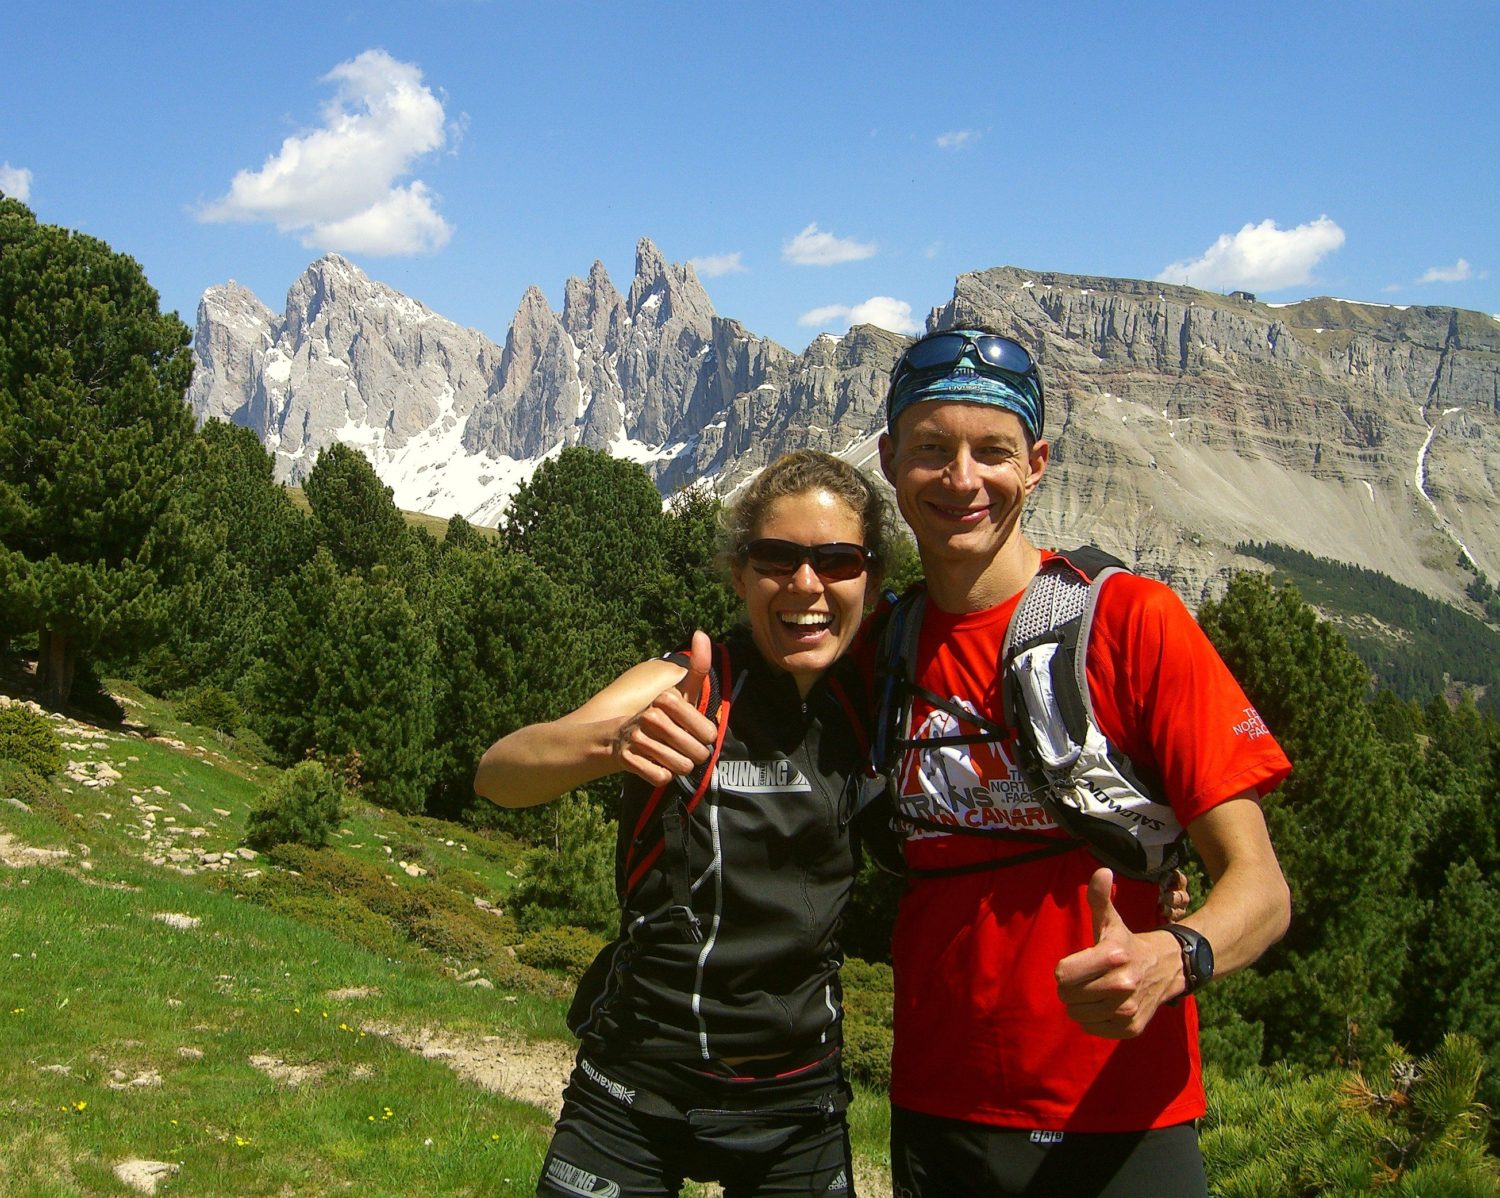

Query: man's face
[[878, 400, 1049, 568]]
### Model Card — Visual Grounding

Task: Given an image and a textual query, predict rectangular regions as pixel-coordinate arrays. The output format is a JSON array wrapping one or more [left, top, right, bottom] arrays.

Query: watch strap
[[1160, 924, 1211, 997]]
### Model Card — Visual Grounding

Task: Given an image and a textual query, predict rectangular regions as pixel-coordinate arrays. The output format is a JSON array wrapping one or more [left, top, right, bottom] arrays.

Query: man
[[875, 327, 1291, 1197]]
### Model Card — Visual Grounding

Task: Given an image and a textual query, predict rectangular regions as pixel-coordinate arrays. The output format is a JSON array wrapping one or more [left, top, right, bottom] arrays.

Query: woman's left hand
[[1158, 869, 1190, 922]]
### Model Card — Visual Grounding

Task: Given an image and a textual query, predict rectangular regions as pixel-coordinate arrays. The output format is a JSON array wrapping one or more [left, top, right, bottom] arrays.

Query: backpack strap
[[872, 582, 1090, 877], [873, 549, 1191, 883], [1001, 549, 1189, 882], [871, 586, 925, 773], [621, 641, 735, 941]]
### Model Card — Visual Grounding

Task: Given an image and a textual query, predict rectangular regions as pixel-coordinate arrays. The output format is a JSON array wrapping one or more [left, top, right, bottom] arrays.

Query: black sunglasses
[[892, 332, 1036, 383], [738, 539, 875, 581]]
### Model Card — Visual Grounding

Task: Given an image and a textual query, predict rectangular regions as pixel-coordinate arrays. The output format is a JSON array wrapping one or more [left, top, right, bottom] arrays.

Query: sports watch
[[1161, 925, 1214, 997]]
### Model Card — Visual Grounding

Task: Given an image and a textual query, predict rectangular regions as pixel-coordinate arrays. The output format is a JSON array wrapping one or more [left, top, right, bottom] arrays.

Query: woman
[[475, 449, 891, 1198]]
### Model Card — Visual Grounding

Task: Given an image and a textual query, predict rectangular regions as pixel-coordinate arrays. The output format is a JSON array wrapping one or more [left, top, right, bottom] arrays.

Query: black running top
[[568, 625, 873, 1064]]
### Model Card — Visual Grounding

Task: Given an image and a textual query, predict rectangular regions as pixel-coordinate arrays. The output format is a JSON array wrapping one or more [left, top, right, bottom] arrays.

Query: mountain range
[[187, 240, 1500, 607]]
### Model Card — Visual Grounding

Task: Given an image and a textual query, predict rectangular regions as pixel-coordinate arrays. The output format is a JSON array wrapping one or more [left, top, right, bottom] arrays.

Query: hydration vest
[[568, 631, 875, 1058], [872, 547, 1189, 883], [620, 637, 873, 941]]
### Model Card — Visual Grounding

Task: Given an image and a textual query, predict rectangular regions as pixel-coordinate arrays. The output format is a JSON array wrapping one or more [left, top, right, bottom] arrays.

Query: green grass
[[0, 848, 554, 1196], [0, 683, 562, 1196], [0, 680, 895, 1195]]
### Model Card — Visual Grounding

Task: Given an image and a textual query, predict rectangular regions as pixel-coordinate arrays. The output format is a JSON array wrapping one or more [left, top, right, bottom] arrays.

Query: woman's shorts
[[536, 1048, 853, 1198]]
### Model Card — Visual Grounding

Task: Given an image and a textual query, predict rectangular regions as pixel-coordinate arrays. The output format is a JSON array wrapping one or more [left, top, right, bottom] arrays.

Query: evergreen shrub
[[0, 760, 51, 808], [245, 761, 344, 851], [437, 865, 491, 899], [264, 892, 409, 961], [178, 685, 241, 735], [840, 956, 894, 1091], [841, 1019, 893, 1094], [512, 796, 618, 936], [515, 925, 605, 980], [0, 706, 63, 776], [264, 842, 519, 964], [1202, 1035, 1499, 1195]]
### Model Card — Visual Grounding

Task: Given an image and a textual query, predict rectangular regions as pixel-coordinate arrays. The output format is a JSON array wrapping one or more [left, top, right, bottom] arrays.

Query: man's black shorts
[[890, 1105, 1207, 1198], [536, 1050, 853, 1197]]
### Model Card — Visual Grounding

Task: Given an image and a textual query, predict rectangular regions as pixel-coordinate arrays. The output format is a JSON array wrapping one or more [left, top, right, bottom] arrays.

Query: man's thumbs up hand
[[1055, 868, 1186, 1039], [1088, 867, 1129, 944]]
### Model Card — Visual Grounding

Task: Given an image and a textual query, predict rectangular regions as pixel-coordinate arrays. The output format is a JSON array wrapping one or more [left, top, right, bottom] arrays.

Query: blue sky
[[3, 1, 1496, 351]]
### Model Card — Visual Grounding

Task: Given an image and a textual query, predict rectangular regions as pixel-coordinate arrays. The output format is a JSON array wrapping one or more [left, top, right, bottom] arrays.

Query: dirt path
[[363, 1021, 893, 1198], [363, 1021, 577, 1117]]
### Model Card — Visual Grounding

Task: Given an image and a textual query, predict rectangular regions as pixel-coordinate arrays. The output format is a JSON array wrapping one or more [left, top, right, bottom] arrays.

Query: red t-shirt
[[885, 555, 1291, 1131]]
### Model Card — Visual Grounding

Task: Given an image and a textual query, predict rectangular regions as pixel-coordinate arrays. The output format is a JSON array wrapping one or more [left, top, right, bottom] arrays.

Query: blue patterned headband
[[885, 331, 1045, 442]]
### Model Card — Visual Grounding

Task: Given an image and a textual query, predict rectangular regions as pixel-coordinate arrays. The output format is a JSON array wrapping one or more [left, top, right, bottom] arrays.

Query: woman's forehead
[[757, 488, 862, 533]]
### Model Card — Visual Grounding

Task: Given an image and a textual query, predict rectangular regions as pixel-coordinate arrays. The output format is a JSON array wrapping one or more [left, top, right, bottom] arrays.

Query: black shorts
[[890, 1106, 1207, 1198], [536, 1050, 854, 1198]]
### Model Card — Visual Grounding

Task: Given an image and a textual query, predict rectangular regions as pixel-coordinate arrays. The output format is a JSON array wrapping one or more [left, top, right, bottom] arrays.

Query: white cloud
[[1418, 258, 1472, 284], [0, 162, 32, 202], [1158, 216, 1345, 292], [689, 251, 747, 278], [309, 182, 451, 256], [782, 223, 876, 267], [936, 129, 978, 150], [798, 296, 920, 336], [199, 49, 453, 255]]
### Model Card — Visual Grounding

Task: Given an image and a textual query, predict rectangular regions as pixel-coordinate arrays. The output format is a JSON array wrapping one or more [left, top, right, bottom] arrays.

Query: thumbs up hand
[[614, 631, 719, 787], [1054, 868, 1188, 1039], [674, 629, 712, 706]]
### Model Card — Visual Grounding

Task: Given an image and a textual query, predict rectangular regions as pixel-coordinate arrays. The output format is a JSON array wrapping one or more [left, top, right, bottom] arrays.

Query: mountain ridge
[[187, 246, 1500, 607]]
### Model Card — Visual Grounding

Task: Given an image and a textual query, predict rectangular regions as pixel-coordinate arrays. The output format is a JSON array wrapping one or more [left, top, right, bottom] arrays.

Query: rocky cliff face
[[189, 253, 1500, 606], [187, 254, 505, 515], [927, 268, 1500, 601]]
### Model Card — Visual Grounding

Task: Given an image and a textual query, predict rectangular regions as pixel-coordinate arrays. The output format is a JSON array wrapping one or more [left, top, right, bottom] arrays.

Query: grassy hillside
[[0, 683, 559, 1195], [0, 676, 892, 1196]]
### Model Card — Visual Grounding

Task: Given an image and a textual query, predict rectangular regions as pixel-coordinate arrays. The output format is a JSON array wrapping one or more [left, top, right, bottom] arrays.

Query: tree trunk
[[37, 626, 77, 709]]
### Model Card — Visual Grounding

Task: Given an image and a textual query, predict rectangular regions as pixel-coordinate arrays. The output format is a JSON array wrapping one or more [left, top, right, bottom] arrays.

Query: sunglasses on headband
[[890, 331, 1037, 385], [738, 539, 875, 581], [887, 330, 1045, 438]]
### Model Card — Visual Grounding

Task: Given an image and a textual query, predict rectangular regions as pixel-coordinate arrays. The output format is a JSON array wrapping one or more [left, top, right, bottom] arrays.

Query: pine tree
[[0, 199, 195, 706], [1386, 694, 1500, 1122], [441, 513, 489, 553], [247, 549, 342, 764], [654, 484, 739, 644], [1198, 572, 1416, 1068], [127, 419, 312, 693], [309, 565, 438, 815], [1403, 858, 1500, 1121], [426, 541, 591, 825], [504, 447, 672, 674], [303, 441, 414, 578]]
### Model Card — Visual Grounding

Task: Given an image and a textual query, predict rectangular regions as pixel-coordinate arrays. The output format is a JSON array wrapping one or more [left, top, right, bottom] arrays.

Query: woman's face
[[732, 488, 870, 696]]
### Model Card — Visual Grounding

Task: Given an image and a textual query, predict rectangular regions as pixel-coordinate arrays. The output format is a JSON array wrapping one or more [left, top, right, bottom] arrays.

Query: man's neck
[[921, 537, 1043, 614]]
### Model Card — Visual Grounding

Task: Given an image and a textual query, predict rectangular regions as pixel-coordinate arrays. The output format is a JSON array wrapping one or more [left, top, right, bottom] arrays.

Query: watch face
[[1171, 926, 1213, 993], [1193, 935, 1214, 984]]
